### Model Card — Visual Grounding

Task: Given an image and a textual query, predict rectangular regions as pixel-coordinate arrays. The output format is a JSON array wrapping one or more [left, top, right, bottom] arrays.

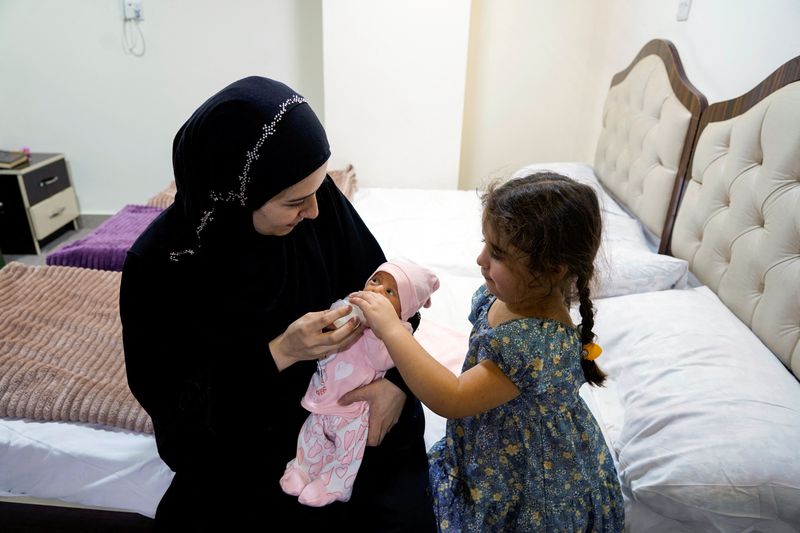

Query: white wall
[[459, 0, 800, 190], [0, 0, 323, 214], [3, 1, 799, 207], [322, 0, 471, 189], [584, 0, 800, 162]]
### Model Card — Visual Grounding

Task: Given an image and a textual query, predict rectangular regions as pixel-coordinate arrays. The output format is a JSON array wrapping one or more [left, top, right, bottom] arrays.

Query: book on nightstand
[[0, 150, 29, 169]]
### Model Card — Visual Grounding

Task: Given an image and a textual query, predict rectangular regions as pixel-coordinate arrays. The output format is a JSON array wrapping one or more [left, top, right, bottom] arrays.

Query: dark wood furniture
[[0, 153, 79, 254]]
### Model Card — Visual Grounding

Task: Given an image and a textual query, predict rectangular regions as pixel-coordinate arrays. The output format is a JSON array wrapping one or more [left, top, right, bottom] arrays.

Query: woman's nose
[[302, 195, 319, 219]]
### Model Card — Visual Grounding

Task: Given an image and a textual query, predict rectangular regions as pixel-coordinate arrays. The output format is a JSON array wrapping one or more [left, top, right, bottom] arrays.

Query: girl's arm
[[349, 291, 520, 419]]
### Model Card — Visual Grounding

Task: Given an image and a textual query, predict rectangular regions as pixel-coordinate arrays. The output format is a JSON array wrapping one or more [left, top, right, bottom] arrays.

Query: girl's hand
[[269, 306, 362, 371], [348, 291, 404, 340]]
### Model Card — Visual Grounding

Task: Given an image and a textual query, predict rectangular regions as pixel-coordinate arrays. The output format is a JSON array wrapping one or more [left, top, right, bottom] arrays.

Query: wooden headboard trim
[[695, 55, 800, 142], [671, 54, 800, 253], [610, 39, 707, 254]]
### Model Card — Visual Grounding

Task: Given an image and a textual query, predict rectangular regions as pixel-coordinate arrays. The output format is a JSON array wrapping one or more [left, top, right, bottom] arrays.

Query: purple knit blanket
[[46, 204, 162, 271]]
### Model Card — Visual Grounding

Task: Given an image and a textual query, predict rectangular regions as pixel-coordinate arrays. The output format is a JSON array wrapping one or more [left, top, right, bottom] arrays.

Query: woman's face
[[252, 161, 328, 236]]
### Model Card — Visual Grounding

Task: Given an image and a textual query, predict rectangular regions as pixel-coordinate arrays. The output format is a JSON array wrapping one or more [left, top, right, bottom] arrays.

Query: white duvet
[[583, 287, 800, 532]]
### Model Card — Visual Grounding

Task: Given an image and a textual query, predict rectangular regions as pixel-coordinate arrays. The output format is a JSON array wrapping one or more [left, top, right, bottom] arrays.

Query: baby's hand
[[348, 291, 404, 340]]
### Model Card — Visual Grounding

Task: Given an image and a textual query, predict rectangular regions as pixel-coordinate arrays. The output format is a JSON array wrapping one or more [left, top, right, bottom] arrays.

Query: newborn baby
[[280, 259, 439, 507]]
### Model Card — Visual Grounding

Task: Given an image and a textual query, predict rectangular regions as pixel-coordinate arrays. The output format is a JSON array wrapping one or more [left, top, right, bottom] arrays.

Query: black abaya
[[119, 77, 434, 531]]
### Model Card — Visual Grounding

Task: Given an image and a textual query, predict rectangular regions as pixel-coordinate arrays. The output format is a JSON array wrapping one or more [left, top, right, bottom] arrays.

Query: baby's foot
[[279, 466, 311, 496], [297, 479, 343, 507]]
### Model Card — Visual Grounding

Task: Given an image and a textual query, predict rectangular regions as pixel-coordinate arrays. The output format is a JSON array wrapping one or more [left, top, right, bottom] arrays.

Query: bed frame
[[599, 51, 800, 532], [671, 52, 800, 378], [0, 499, 153, 532], [593, 39, 706, 254]]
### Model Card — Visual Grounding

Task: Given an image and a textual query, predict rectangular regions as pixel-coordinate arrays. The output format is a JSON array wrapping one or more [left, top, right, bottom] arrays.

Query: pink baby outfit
[[280, 260, 440, 507]]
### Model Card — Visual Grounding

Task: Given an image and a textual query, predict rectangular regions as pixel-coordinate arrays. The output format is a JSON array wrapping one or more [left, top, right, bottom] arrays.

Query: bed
[[4, 40, 797, 532], [579, 53, 800, 532], [0, 38, 703, 527]]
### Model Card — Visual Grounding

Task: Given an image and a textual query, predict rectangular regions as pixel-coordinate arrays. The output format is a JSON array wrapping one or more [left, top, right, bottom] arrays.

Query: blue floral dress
[[428, 285, 624, 532]]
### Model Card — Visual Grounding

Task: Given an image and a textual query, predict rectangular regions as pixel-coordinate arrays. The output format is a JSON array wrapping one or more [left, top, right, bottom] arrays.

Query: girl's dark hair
[[482, 172, 606, 386]]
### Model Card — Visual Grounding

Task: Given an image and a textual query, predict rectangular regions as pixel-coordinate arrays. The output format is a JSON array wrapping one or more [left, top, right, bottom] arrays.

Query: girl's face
[[477, 225, 524, 303], [364, 271, 402, 317], [252, 161, 328, 236], [477, 222, 548, 307]]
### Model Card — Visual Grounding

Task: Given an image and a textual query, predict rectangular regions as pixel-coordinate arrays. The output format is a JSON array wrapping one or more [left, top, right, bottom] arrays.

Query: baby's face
[[364, 271, 402, 318]]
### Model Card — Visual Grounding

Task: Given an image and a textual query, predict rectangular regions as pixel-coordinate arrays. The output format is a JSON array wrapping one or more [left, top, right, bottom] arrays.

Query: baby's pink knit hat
[[372, 259, 440, 321]]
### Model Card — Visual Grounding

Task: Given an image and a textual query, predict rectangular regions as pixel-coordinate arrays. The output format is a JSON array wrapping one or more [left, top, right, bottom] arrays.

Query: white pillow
[[591, 287, 800, 531], [354, 166, 689, 299], [512, 162, 629, 218], [594, 240, 688, 298]]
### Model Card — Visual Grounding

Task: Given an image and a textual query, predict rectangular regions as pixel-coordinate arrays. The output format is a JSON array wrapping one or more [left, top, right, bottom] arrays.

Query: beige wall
[[459, 0, 800, 190], [3, 1, 799, 209], [459, 0, 607, 190]]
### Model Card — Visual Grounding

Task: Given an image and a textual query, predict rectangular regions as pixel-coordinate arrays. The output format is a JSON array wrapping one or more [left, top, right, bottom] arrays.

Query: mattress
[[0, 182, 687, 519]]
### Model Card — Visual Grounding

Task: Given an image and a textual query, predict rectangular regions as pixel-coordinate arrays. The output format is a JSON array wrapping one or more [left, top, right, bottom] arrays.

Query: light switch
[[676, 0, 691, 21]]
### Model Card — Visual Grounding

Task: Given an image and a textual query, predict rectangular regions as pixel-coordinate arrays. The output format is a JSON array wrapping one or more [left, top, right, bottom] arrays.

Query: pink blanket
[[0, 262, 152, 433]]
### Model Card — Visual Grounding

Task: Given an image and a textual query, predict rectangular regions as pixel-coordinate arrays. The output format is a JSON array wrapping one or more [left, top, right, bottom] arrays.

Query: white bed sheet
[[0, 417, 171, 517]]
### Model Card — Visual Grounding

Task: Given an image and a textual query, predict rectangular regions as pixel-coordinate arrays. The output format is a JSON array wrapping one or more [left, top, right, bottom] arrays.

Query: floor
[[4, 215, 109, 266]]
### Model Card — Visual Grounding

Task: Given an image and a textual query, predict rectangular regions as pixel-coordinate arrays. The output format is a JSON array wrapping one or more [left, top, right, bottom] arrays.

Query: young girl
[[350, 173, 624, 532]]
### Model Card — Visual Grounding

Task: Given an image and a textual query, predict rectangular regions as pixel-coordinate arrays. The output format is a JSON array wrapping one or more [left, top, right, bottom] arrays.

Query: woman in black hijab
[[119, 77, 435, 532]]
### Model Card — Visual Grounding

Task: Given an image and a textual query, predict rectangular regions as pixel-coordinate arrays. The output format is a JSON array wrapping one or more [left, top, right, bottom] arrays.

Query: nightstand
[[0, 153, 80, 254]]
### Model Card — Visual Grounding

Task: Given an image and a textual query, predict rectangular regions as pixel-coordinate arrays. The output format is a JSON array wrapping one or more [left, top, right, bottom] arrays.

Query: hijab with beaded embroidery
[[167, 76, 331, 260]]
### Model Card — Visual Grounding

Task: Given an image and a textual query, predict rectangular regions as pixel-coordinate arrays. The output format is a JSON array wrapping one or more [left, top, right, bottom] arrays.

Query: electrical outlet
[[123, 0, 143, 21], [676, 0, 691, 21]]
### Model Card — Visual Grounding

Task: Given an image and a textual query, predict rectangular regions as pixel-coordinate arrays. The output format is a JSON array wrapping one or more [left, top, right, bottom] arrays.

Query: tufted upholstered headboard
[[671, 55, 800, 379], [594, 40, 706, 254]]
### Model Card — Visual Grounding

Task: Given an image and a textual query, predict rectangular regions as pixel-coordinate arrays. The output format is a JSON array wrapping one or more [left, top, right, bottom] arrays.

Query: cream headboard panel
[[594, 40, 705, 253], [672, 58, 800, 379]]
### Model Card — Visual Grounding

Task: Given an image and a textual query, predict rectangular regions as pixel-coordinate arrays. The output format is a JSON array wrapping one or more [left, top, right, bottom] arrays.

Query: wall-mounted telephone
[[123, 0, 143, 21]]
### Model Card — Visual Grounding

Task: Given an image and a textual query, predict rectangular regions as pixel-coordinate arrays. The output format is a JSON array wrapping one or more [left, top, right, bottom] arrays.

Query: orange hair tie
[[582, 342, 602, 361]]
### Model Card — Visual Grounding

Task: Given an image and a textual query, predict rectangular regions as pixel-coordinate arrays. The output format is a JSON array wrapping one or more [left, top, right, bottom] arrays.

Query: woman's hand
[[269, 306, 362, 371], [348, 291, 405, 341], [339, 379, 406, 446]]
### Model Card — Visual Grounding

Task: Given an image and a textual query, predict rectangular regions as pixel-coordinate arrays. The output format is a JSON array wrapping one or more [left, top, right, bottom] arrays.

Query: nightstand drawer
[[23, 158, 70, 205], [29, 187, 79, 240]]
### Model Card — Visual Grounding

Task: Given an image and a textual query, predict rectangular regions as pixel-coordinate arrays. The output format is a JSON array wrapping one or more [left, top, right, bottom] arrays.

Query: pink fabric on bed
[[414, 319, 468, 376], [0, 262, 153, 433], [46, 204, 162, 271]]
